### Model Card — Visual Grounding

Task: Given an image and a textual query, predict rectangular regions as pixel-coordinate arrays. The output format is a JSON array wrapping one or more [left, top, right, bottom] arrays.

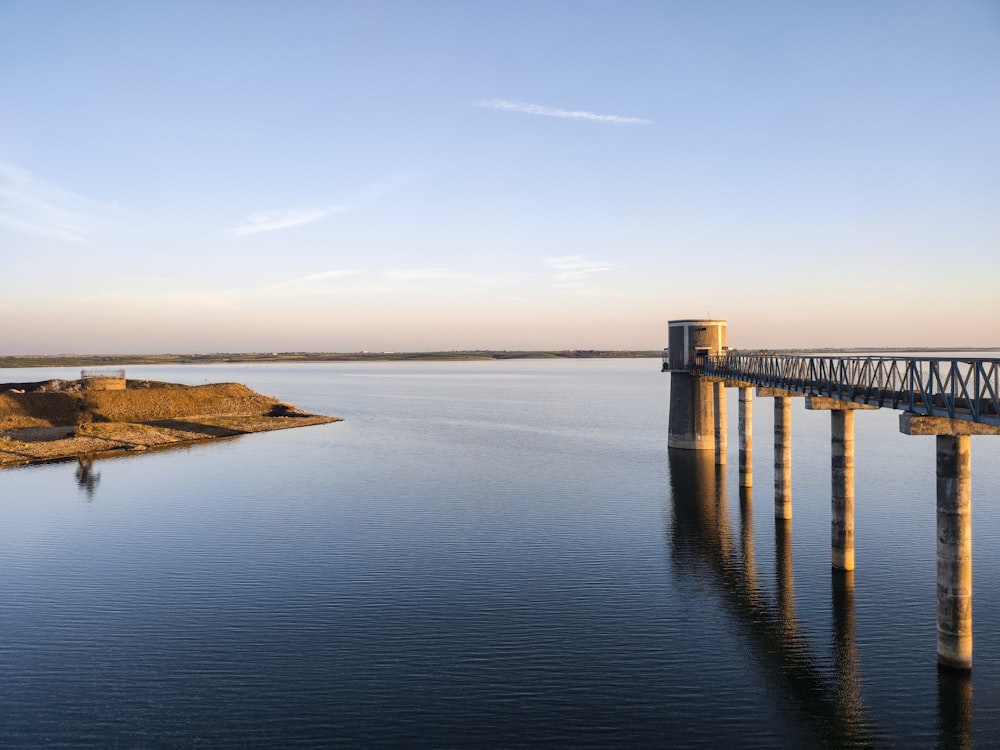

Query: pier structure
[[663, 318, 1000, 671]]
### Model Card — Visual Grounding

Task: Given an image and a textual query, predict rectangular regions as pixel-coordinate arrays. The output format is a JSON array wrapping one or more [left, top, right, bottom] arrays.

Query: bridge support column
[[774, 396, 792, 520], [935, 434, 973, 671], [714, 381, 727, 465], [807, 397, 879, 572], [899, 414, 1000, 671], [832, 410, 856, 571], [758, 388, 804, 520], [739, 387, 752, 487]]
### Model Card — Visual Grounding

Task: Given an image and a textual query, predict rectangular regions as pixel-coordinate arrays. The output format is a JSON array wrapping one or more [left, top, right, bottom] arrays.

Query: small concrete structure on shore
[[81, 368, 126, 391]]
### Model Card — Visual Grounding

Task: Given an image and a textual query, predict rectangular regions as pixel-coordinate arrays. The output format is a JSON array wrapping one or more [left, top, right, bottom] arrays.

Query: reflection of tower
[[668, 447, 719, 551], [667, 319, 727, 450], [75, 455, 100, 500]]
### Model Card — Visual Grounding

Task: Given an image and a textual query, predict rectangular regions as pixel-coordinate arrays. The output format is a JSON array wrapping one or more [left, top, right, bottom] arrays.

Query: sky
[[1, 0, 998, 354]]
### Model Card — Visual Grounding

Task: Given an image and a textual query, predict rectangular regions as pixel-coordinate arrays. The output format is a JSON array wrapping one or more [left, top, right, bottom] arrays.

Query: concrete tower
[[667, 319, 727, 450]]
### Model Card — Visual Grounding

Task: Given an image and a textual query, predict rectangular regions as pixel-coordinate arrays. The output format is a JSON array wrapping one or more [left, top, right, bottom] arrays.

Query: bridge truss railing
[[702, 354, 1000, 427]]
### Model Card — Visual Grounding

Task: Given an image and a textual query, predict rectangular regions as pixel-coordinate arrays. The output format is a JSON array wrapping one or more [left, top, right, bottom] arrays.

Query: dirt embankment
[[0, 380, 340, 467]]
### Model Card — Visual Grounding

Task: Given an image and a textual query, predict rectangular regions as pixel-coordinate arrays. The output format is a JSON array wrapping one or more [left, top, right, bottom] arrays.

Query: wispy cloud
[[0, 162, 126, 243], [230, 171, 414, 238], [474, 99, 652, 125], [545, 256, 614, 289], [358, 172, 417, 203], [229, 205, 347, 236], [383, 268, 454, 282], [78, 288, 243, 311], [266, 267, 472, 297], [0, 213, 87, 242], [266, 269, 364, 292], [118, 276, 175, 284], [303, 269, 363, 282]]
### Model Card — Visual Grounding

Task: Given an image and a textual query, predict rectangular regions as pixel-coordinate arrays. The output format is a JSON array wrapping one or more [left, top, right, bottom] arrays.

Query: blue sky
[[1, 1, 998, 353]]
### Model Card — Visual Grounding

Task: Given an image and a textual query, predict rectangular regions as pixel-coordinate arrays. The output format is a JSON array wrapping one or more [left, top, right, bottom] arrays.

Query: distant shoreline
[[0, 351, 663, 369], [3, 348, 999, 370]]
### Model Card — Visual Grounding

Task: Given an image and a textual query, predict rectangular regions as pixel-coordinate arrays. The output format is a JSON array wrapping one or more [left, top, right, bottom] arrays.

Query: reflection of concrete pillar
[[714, 381, 727, 465], [775, 518, 795, 623], [774, 397, 792, 520], [716, 464, 732, 559], [739, 387, 752, 487], [739, 486, 754, 580], [832, 570, 862, 715], [937, 668, 973, 750], [937, 434, 972, 671], [832, 410, 855, 571]]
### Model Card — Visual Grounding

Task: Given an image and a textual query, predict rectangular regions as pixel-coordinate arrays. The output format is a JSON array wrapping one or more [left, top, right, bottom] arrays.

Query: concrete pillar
[[808, 397, 878, 572], [714, 381, 727, 465], [900, 414, 1000, 672], [739, 387, 752, 487], [832, 410, 855, 571], [774, 396, 792, 520], [936, 434, 972, 671], [668, 372, 716, 450]]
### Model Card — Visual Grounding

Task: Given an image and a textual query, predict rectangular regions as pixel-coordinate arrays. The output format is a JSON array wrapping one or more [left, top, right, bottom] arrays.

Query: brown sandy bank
[[0, 379, 340, 468]]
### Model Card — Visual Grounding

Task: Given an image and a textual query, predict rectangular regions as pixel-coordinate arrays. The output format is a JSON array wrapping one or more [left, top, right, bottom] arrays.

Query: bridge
[[702, 353, 1000, 426], [662, 319, 1000, 672]]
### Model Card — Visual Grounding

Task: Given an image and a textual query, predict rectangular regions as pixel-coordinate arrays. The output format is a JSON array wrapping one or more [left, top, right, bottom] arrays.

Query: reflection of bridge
[[668, 449, 973, 749], [663, 319, 1000, 671]]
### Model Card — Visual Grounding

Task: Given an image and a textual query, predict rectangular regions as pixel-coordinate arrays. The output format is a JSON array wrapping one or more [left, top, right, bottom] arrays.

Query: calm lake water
[[1, 358, 999, 748]]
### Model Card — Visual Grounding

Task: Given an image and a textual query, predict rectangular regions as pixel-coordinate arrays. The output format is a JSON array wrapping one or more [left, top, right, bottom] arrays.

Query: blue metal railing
[[698, 353, 1000, 427]]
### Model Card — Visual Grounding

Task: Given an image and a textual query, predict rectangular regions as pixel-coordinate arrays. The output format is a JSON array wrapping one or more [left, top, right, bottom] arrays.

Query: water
[[1, 359, 999, 748]]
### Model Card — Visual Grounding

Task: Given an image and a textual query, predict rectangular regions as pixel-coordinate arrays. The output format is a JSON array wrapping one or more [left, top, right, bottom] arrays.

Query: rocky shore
[[0, 378, 339, 468]]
